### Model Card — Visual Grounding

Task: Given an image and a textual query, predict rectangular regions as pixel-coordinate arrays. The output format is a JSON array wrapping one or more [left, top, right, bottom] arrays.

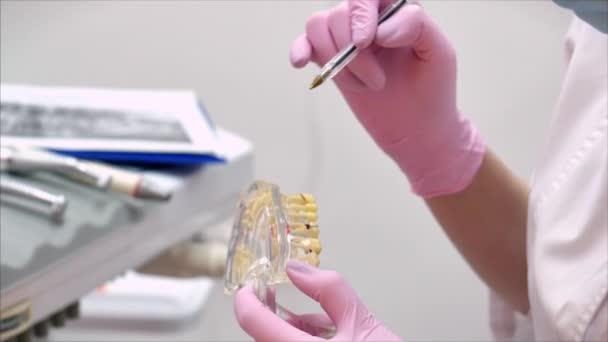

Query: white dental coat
[[490, 17, 608, 342]]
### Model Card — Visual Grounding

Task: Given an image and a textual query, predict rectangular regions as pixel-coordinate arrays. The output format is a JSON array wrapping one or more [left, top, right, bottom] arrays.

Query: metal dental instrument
[[0, 146, 111, 190], [78, 161, 173, 201], [0, 178, 67, 219], [309, 0, 408, 90]]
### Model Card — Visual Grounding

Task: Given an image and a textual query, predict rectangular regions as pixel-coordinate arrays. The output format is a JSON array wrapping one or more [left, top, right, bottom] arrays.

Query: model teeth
[[289, 223, 319, 238], [285, 192, 321, 266], [287, 193, 315, 204], [291, 237, 322, 254], [228, 184, 322, 292], [287, 203, 318, 212], [289, 211, 318, 222], [298, 252, 320, 267]]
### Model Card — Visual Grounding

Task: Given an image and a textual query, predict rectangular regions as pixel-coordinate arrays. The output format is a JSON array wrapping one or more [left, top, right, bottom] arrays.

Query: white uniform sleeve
[[490, 16, 608, 342], [584, 300, 607, 342]]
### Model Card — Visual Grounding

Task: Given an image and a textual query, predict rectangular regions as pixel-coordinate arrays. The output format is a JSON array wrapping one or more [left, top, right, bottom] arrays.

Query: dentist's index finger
[[290, 33, 313, 68], [375, 4, 452, 61], [349, 0, 380, 48]]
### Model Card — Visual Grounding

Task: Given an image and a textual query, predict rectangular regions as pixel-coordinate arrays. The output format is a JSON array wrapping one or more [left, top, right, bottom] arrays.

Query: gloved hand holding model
[[235, 260, 401, 341]]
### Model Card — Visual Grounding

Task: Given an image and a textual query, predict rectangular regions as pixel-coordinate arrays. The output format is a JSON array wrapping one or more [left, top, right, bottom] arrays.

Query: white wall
[[1, 1, 572, 341]]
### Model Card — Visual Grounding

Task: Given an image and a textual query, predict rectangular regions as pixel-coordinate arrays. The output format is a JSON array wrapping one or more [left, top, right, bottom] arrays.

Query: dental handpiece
[[0, 178, 67, 219], [0, 146, 111, 190]]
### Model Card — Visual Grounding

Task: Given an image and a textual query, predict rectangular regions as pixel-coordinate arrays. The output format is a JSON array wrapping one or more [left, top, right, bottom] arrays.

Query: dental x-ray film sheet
[[0, 84, 225, 164]]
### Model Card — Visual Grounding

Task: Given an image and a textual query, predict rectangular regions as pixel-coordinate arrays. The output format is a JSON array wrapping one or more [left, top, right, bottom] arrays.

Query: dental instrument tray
[[0, 129, 253, 341]]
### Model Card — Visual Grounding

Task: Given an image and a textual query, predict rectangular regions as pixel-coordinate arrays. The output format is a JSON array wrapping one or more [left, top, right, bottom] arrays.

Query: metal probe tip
[[50, 195, 68, 221], [309, 75, 324, 90], [136, 178, 173, 201]]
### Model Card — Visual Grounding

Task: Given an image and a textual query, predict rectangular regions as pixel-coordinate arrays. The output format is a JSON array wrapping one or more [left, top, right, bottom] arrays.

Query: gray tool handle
[[0, 178, 67, 219], [0, 146, 111, 189]]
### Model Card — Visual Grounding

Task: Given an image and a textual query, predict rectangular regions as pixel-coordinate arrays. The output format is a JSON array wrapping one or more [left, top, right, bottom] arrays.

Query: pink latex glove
[[290, 0, 485, 197], [234, 260, 401, 341]]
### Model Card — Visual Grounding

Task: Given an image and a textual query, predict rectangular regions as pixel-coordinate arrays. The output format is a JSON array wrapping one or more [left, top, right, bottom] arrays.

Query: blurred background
[[1, 1, 572, 341]]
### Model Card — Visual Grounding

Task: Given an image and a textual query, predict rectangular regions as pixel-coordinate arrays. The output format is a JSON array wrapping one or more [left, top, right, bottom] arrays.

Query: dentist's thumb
[[285, 260, 402, 341], [286, 260, 365, 328]]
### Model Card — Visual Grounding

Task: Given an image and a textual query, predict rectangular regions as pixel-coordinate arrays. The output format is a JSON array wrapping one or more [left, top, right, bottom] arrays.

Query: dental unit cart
[[0, 129, 253, 342]]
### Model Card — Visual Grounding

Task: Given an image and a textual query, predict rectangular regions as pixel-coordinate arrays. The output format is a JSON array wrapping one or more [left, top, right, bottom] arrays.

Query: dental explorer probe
[[0, 145, 111, 190], [0, 178, 67, 219], [309, 0, 408, 90]]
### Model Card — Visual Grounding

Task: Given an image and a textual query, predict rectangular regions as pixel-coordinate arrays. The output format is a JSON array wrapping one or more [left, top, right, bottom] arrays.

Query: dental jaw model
[[224, 181, 334, 337]]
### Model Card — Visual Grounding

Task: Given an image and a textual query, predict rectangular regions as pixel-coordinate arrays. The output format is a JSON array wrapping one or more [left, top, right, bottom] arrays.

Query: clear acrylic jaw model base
[[224, 180, 335, 338]]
